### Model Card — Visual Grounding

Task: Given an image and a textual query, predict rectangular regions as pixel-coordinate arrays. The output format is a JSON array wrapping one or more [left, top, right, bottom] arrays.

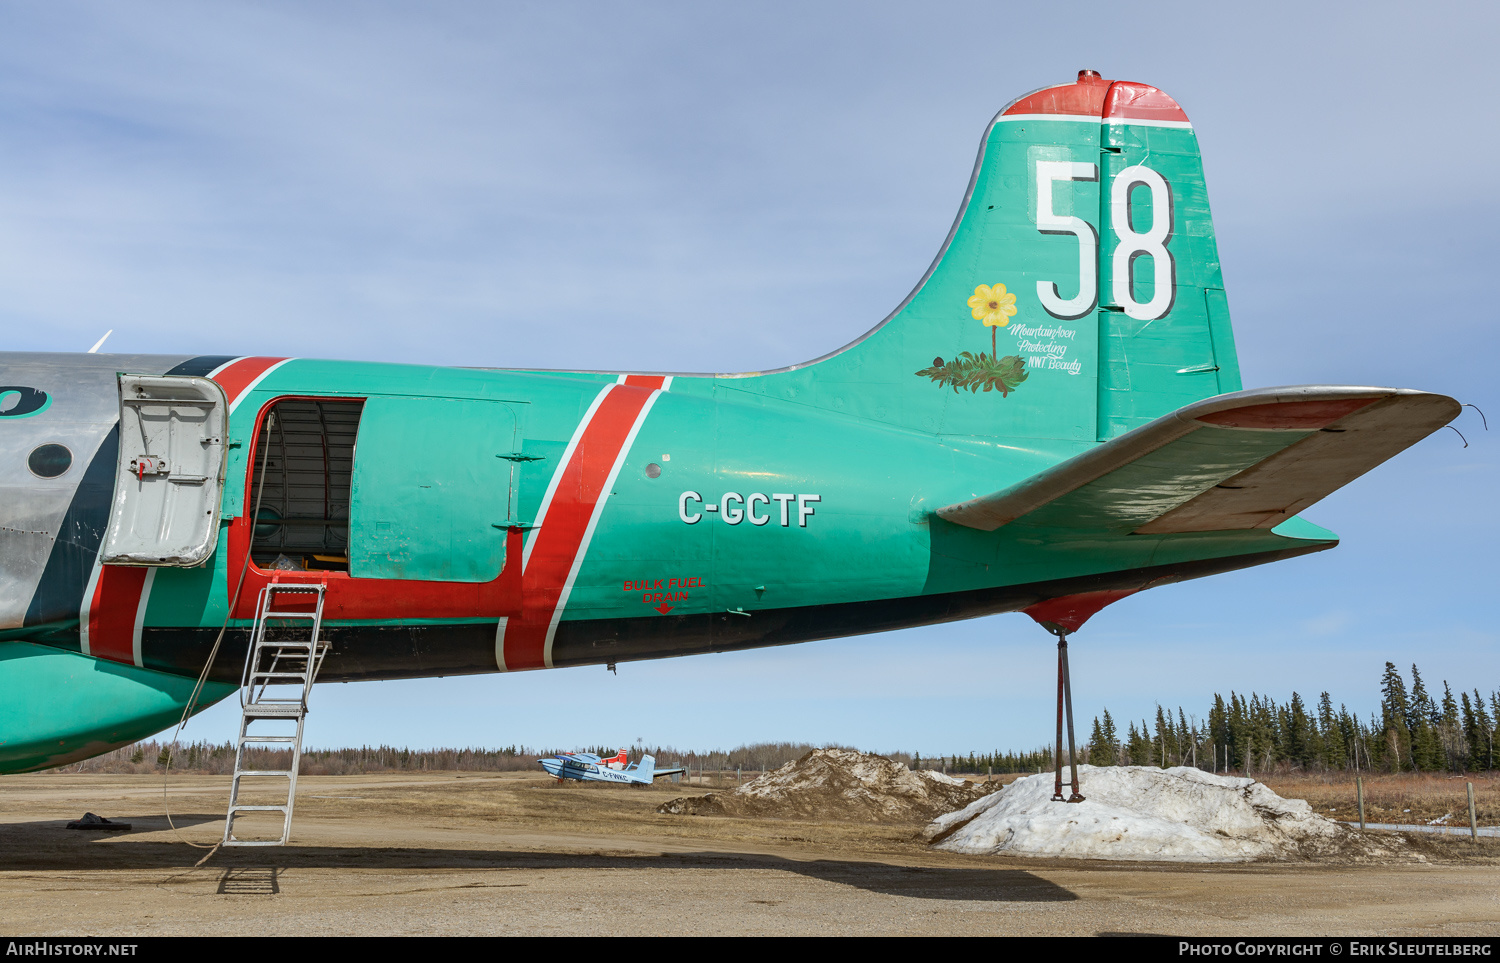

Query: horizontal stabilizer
[[936, 387, 1459, 535]]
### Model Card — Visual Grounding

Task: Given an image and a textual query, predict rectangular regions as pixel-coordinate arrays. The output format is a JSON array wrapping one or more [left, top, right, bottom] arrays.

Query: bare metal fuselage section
[[1, 353, 203, 631]]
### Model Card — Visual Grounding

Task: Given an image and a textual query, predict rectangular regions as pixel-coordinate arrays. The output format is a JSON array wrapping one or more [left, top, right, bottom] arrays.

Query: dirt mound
[[658, 748, 992, 822], [924, 765, 1419, 863]]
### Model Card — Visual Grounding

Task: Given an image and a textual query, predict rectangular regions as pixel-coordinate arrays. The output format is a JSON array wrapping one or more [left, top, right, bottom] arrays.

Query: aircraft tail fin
[[633, 754, 656, 783], [738, 71, 1239, 444]]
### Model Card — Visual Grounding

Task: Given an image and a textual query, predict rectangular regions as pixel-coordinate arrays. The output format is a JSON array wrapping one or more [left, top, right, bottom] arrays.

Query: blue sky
[[3, 1, 1495, 754]]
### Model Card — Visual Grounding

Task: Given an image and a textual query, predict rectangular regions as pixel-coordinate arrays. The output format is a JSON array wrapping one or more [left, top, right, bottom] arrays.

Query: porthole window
[[28, 444, 72, 478]]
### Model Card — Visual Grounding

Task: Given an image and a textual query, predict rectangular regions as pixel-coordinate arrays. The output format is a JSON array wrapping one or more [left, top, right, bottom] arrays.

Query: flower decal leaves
[[967, 283, 1017, 328], [915, 352, 1029, 396]]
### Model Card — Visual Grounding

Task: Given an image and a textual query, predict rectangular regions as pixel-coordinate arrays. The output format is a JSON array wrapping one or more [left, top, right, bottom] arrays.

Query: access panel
[[348, 397, 517, 582]]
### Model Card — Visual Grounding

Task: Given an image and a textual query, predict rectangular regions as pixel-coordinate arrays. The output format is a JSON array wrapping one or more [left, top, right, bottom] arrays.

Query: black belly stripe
[[23, 424, 120, 639], [137, 543, 1331, 684]]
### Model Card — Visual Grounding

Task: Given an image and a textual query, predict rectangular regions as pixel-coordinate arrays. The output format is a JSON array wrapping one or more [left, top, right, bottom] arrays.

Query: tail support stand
[[1044, 622, 1085, 804]]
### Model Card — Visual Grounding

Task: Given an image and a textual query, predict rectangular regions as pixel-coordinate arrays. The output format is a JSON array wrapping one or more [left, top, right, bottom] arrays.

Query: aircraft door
[[99, 374, 229, 566], [348, 397, 519, 582]]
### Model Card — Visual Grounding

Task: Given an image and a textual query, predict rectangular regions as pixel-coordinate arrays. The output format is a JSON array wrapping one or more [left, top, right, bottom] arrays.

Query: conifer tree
[[1379, 663, 1412, 771], [1411, 665, 1436, 727], [1381, 663, 1410, 728], [1208, 694, 1228, 770], [1286, 692, 1313, 769], [1440, 682, 1463, 771], [1318, 692, 1343, 770], [1229, 693, 1249, 771], [1408, 665, 1443, 770], [1100, 709, 1118, 765], [1474, 693, 1496, 770], [1088, 717, 1112, 766], [1338, 704, 1358, 770], [1461, 692, 1480, 769]]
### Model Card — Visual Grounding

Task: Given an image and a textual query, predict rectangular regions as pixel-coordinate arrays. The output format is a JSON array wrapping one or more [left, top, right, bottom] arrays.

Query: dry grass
[[1259, 771, 1499, 827]]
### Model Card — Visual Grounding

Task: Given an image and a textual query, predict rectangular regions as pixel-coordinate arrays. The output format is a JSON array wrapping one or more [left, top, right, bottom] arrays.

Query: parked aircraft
[[0, 71, 1461, 779], [538, 750, 685, 784]]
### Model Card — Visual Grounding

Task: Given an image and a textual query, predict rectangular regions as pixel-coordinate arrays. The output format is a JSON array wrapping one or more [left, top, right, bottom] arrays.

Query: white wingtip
[[86, 329, 113, 354]]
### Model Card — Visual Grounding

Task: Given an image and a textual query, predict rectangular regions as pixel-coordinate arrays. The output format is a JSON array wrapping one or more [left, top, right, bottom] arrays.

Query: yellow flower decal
[[968, 283, 1017, 327]]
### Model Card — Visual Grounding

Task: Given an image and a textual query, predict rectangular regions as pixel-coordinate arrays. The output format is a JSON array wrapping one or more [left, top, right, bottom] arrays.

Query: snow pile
[[924, 765, 1414, 863], [658, 748, 992, 822]]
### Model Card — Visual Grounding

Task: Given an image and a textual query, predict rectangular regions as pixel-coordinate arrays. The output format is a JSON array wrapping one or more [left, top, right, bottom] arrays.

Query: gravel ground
[[1, 771, 1497, 937]]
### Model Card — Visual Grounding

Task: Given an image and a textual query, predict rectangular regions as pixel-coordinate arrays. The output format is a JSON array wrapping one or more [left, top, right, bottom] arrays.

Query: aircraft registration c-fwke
[[537, 749, 685, 785], [0, 71, 1461, 778]]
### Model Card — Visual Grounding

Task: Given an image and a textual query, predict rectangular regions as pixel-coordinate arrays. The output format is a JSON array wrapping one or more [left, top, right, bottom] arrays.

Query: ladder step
[[233, 770, 295, 778], [239, 735, 298, 744], [243, 705, 304, 718], [223, 839, 289, 847], [227, 805, 291, 813]]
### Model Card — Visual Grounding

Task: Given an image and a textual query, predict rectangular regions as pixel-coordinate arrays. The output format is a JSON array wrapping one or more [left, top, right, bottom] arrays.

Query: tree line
[[1084, 662, 1498, 774], [43, 661, 1494, 777], [47, 739, 854, 775]]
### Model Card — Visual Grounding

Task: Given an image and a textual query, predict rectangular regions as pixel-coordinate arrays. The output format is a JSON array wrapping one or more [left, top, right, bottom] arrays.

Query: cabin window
[[247, 398, 364, 573]]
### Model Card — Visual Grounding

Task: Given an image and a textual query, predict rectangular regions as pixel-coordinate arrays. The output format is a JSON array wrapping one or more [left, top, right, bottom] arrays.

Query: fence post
[[1357, 776, 1365, 830], [1468, 782, 1478, 841]]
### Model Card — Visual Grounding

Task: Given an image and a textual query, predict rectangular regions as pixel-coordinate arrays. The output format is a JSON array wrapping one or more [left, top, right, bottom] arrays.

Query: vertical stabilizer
[[738, 72, 1241, 443]]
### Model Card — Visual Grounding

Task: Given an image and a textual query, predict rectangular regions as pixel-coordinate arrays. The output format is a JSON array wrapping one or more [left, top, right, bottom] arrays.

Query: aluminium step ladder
[[223, 581, 330, 847]]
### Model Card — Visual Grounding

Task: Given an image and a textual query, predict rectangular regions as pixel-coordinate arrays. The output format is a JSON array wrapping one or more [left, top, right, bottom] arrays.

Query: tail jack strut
[[1044, 622, 1085, 804], [1023, 588, 1141, 804]]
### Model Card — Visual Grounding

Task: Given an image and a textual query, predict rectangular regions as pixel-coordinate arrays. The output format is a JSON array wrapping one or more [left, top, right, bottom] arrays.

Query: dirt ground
[[2, 771, 1497, 937]]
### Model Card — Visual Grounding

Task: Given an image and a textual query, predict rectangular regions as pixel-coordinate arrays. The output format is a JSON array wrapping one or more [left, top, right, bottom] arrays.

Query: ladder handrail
[[225, 577, 329, 847]]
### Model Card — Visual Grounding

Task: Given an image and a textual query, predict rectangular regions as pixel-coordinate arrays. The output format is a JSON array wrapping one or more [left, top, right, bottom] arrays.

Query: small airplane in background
[[538, 749, 685, 785]]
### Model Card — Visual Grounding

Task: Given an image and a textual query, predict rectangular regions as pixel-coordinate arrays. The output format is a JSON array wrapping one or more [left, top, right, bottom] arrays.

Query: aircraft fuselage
[[1, 350, 1330, 689]]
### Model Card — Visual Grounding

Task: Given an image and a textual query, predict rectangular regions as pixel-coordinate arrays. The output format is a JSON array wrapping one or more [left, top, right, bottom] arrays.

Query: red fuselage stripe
[[86, 566, 148, 664], [502, 377, 665, 670], [210, 356, 288, 407]]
